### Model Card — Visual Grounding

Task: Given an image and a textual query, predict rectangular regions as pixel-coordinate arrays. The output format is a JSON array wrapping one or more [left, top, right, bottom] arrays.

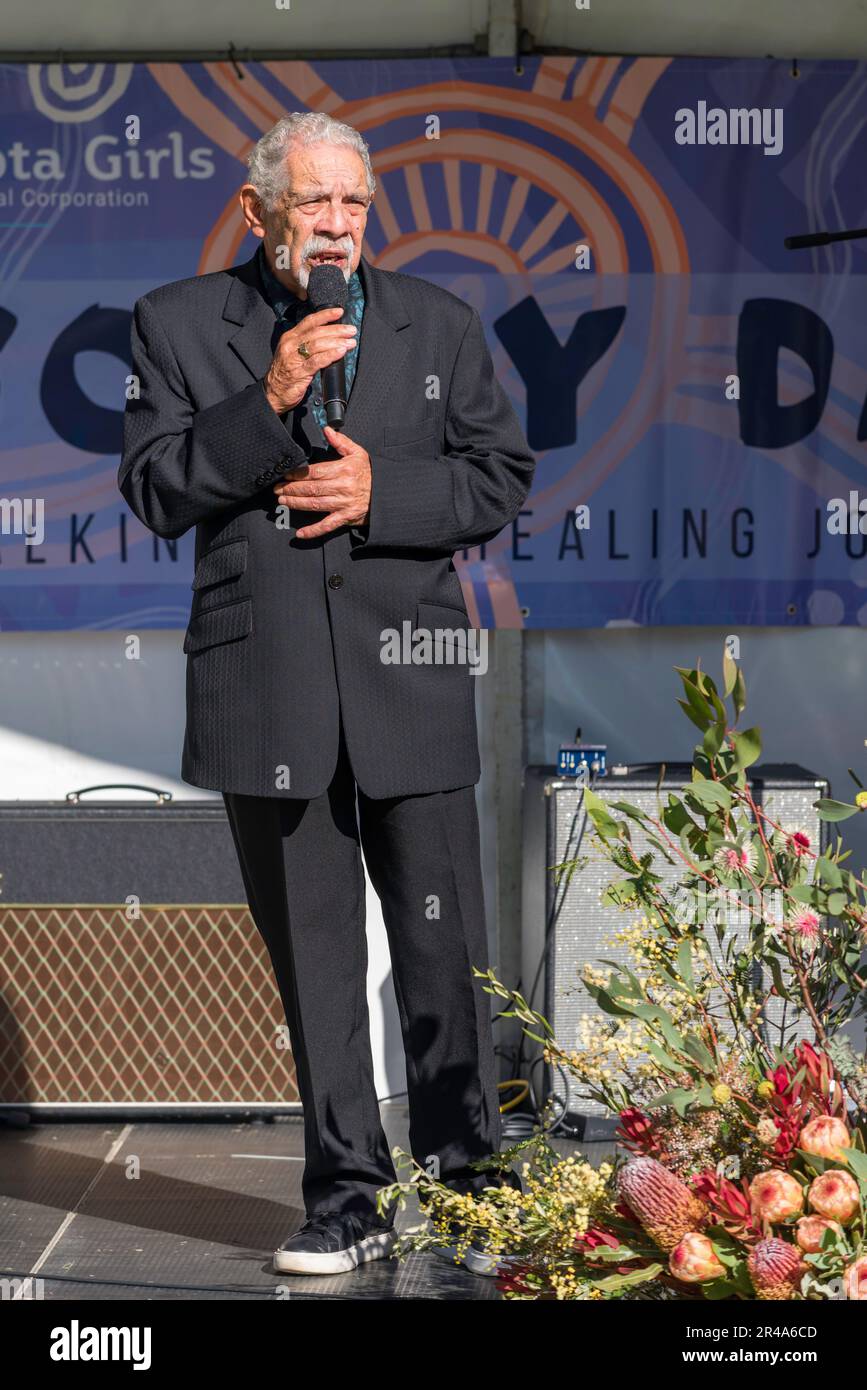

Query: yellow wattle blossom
[[712, 1083, 732, 1105]]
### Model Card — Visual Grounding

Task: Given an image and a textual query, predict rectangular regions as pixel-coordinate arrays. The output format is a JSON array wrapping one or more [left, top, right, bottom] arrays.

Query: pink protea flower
[[795, 1216, 843, 1253], [749, 1169, 804, 1224], [669, 1233, 725, 1284], [808, 1170, 860, 1225], [748, 1237, 806, 1300], [799, 1116, 851, 1162], [845, 1255, 867, 1300]]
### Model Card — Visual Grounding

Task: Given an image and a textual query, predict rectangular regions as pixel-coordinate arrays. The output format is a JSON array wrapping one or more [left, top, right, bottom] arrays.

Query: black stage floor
[[0, 1104, 610, 1301]]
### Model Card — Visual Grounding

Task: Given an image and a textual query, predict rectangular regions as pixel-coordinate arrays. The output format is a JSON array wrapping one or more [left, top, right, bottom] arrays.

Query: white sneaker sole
[[272, 1227, 397, 1276]]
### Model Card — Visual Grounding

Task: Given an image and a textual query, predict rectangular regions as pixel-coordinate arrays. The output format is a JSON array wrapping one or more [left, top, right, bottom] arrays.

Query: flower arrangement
[[378, 652, 867, 1300]]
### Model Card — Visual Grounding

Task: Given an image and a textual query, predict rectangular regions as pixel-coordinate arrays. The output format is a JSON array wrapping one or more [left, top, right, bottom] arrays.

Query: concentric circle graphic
[[28, 62, 133, 122], [145, 57, 689, 623]]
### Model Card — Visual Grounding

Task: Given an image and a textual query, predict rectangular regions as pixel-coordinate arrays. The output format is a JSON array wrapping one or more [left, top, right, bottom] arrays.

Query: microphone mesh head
[[306, 264, 349, 313]]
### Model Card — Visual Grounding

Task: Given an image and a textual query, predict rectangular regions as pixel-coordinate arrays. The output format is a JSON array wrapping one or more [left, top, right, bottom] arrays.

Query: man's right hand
[[263, 307, 357, 415]]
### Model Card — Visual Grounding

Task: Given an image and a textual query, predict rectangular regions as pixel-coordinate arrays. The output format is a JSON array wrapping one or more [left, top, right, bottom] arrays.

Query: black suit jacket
[[119, 250, 535, 798]]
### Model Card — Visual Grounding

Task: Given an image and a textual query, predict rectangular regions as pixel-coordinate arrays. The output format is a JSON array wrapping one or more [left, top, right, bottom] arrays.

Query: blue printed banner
[[1, 56, 865, 630]]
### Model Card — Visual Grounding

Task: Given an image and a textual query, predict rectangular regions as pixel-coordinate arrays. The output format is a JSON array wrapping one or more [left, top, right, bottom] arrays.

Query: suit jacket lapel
[[223, 253, 276, 383], [221, 250, 412, 449], [343, 256, 411, 442], [222, 252, 324, 451]]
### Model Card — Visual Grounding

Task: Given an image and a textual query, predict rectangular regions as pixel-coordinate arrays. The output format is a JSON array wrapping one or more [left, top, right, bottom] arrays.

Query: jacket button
[[328, 573, 344, 590]]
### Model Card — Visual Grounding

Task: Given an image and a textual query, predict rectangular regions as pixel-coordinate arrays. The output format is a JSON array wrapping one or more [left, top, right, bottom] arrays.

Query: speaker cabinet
[[0, 797, 298, 1114]]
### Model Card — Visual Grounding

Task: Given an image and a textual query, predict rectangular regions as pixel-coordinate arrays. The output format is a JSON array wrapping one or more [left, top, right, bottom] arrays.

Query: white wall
[[0, 629, 409, 1098], [525, 628, 867, 876], [526, 625, 867, 1046], [5, 623, 864, 1088]]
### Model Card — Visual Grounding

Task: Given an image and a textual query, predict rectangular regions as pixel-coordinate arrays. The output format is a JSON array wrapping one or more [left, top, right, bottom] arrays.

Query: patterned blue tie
[[257, 245, 364, 431]]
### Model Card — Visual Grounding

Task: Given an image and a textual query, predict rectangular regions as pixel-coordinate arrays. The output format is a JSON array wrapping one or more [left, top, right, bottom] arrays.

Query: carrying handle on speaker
[[65, 783, 174, 805]]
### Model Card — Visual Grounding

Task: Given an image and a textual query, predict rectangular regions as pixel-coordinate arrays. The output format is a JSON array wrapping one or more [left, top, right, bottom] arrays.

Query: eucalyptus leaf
[[609, 801, 649, 822], [731, 727, 762, 771], [677, 698, 710, 733], [676, 940, 695, 992], [645, 1087, 699, 1118], [733, 669, 746, 719], [645, 1041, 687, 1075], [686, 779, 732, 811], [843, 1148, 867, 1190], [683, 1036, 716, 1074], [816, 856, 843, 890], [703, 722, 725, 759], [815, 798, 860, 823], [583, 787, 623, 838], [592, 1263, 664, 1293]]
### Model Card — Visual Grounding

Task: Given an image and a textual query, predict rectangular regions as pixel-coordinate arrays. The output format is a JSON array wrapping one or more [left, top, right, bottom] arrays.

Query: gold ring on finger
[[298, 341, 311, 359]]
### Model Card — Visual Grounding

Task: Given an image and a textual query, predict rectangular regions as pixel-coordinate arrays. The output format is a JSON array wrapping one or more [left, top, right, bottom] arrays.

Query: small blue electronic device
[[557, 729, 608, 780]]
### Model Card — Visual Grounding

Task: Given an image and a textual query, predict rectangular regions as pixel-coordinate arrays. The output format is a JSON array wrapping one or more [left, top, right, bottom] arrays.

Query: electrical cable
[[493, 771, 599, 1131]]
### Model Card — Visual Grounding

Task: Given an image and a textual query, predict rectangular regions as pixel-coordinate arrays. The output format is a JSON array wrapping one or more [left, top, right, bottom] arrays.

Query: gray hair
[[245, 112, 376, 213]]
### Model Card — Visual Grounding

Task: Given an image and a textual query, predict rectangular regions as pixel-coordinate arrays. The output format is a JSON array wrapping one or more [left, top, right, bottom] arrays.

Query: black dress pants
[[223, 730, 504, 1219]]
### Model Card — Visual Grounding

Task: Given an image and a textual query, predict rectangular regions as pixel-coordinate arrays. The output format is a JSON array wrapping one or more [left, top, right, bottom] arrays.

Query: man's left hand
[[273, 425, 371, 539]]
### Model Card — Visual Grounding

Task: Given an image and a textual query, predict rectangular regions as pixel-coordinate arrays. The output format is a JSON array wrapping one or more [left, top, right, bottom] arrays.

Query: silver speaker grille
[[525, 766, 828, 1120]]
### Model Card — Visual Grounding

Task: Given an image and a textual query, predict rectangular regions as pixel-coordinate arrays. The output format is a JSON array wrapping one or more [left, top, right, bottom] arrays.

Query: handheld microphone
[[306, 263, 350, 429]]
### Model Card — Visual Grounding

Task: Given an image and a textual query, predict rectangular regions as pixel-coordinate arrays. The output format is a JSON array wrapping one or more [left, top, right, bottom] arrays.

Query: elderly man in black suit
[[120, 111, 535, 1276]]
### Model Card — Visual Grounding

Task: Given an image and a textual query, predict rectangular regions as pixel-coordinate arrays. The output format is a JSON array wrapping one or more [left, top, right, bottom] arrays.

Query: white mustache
[[298, 238, 354, 287], [303, 239, 353, 259]]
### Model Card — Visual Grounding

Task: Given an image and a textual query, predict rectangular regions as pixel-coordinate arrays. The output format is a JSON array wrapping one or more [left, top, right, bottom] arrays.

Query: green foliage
[[577, 647, 867, 1054]]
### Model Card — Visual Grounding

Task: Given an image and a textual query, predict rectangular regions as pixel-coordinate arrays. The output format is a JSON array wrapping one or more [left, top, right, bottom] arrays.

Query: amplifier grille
[[0, 905, 298, 1106], [523, 767, 828, 1122]]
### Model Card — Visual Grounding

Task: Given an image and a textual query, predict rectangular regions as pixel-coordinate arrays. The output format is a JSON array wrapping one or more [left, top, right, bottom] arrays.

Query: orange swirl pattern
[[145, 57, 689, 627]]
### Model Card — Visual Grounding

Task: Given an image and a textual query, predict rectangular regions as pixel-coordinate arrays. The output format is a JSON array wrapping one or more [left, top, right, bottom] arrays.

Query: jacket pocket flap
[[381, 426, 438, 450], [192, 538, 248, 590], [183, 598, 253, 654], [416, 600, 470, 629]]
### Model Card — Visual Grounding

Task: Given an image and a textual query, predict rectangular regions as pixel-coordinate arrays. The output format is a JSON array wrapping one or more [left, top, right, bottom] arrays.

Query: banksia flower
[[756, 1118, 780, 1146], [617, 1157, 708, 1253], [747, 1238, 805, 1300]]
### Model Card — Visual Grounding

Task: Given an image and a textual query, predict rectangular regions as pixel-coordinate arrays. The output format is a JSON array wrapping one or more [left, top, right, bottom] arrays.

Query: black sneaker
[[272, 1212, 396, 1276]]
